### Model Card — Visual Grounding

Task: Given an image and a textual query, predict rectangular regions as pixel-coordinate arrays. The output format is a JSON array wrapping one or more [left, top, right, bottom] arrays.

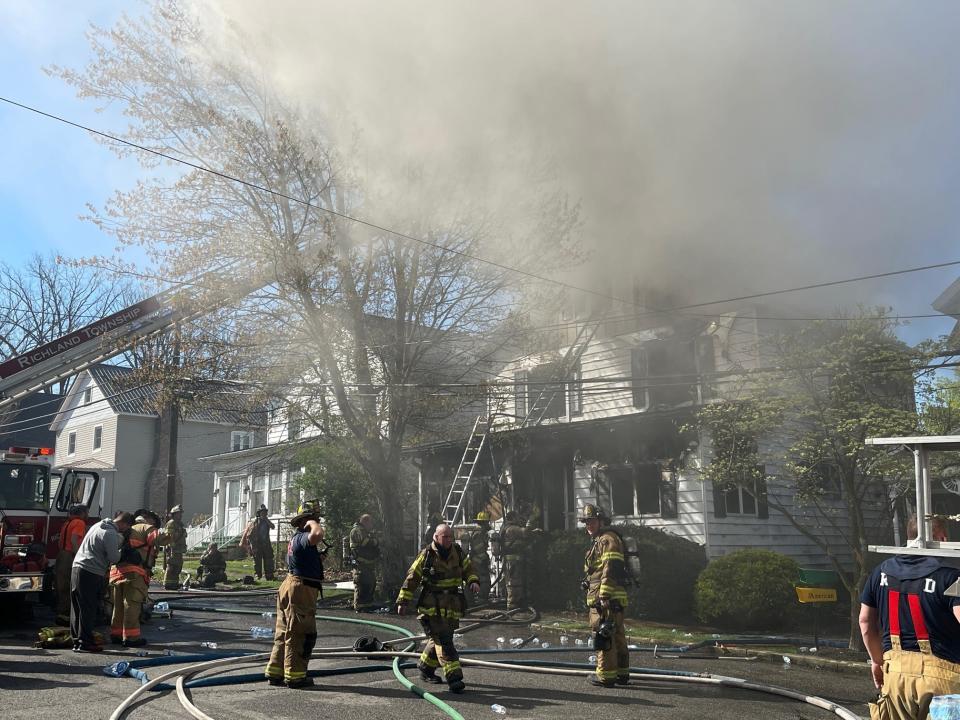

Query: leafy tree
[[697, 311, 921, 648], [52, 0, 580, 585]]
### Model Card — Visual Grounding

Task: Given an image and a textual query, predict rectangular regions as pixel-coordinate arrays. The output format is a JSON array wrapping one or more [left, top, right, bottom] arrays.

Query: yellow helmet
[[578, 503, 607, 522], [291, 499, 321, 527], [476, 511, 490, 522]]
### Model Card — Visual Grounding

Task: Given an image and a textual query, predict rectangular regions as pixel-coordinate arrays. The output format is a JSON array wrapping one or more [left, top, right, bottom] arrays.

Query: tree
[[696, 312, 921, 649], [0, 252, 128, 394], [53, 0, 580, 587]]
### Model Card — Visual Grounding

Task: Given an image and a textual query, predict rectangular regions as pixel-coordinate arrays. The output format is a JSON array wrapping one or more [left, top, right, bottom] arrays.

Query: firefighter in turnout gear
[[55, 504, 88, 626], [464, 511, 492, 602], [349, 513, 380, 610], [109, 510, 169, 647], [264, 501, 325, 689], [397, 523, 480, 693], [580, 504, 630, 687], [242, 505, 276, 581], [501, 511, 530, 610], [163, 505, 187, 589], [860, 516, 960, 719]]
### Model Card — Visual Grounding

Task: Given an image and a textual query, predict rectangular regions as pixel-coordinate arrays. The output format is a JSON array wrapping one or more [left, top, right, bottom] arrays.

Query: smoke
[[203, 0, 960, 319]]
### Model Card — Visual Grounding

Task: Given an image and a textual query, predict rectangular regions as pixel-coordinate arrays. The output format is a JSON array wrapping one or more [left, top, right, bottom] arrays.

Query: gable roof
[[86, 364, 263, 426]]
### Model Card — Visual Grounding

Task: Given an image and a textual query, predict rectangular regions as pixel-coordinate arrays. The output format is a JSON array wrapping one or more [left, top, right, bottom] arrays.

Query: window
[[603, 463, 677, 518], [252, 475, 266, 511], [67, 432, 76, 455], [93, 426, 102, 451], [231, 431, 253, 452], [0, 463, 49, 510], [568, 364, 583, 417], [525, 362, 566, 421], [632, 336, 714, 410], [268, 471, 282, 513], [226, 480, 240, 507], [287, 409, 302, 441], [713, 466, 768, 519], [83, 387, 92, 404]]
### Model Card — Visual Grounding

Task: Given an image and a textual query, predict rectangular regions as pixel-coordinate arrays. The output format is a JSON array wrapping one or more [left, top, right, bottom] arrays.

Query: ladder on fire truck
[[0, 266, 267, 411], [442, 313, 604, 525]]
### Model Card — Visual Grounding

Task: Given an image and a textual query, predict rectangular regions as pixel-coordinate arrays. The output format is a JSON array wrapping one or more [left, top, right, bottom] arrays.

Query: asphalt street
[[0, 591, 876, 720]]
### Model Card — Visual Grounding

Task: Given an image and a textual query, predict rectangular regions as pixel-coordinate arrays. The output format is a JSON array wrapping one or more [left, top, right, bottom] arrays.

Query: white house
[[50, 364, 264, 522]]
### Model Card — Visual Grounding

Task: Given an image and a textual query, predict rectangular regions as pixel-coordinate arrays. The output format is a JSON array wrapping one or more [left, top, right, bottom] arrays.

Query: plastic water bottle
[[588, 654, 597, 663], [560, 635, 569, 646], [200, 641, 218, 649], [575, 638, 584, 646], [510, 637, 523, 647], [930, 695, 960, 720], [154, 601, 169, 613], [262, 612, 274, 619], [490, 704, 507, 715], [135, 650, 148, 657], [251, 626, 274, 640], [540, 642, 550, 649]]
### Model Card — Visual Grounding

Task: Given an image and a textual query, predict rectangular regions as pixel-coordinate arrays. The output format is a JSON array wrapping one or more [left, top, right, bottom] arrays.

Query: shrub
[[525, 524, 707, 621], [694, 549, 799, 630]]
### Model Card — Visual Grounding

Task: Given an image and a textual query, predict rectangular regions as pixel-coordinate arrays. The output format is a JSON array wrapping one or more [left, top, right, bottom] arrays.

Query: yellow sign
[[795, 587, 837, 603]]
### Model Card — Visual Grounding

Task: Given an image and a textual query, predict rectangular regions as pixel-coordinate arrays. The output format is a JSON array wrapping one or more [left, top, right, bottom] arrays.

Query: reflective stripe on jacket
[[397, 542, 479, 619], [584, 528, 628, 607]]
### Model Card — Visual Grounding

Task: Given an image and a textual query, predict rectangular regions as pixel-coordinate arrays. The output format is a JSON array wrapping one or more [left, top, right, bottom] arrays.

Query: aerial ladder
[[441, 312, 604, 525], [0, 266, 266, 411]]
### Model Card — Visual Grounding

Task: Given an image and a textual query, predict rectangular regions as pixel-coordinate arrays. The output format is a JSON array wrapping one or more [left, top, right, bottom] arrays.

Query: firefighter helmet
[[578, 504, 607, 522], [169, 505, 183, 515], [476, 511, 490, 522], [291, 499, 321, 527], [134, 508, 161, 526], [68, 503, 88, 517]]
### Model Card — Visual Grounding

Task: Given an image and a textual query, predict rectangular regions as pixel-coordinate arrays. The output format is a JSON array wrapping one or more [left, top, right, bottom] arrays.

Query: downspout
[[697, 430, 710, 558]]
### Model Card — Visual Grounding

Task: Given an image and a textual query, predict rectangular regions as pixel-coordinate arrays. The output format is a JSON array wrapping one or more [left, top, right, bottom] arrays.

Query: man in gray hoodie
[[71, 510, 133, 652]]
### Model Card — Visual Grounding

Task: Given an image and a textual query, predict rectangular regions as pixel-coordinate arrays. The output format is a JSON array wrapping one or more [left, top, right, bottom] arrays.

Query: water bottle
[[540, 642, 550, 649], [251, 626, 274, 640], [200, 641, 218, 649], [560, 635, 570, 646], [262, 612, 274, 619], [154, 601, 170, 614], [575, 638, 584, 646], [588, 654, 597, 663], [490, 704, 507, 715], [510, 638, 523, 647], [135, 650, 148, 657], [930, 695, 960, 720]]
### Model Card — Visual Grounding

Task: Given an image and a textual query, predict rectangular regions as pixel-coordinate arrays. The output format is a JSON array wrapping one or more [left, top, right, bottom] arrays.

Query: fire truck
[[0, 446, 100, 597]]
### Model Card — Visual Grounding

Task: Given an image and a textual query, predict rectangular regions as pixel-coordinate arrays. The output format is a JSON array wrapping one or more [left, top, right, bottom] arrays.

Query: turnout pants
[[418, 615, 463, 686], [588, 606, 629, 684], [504, 555, 525, 609], [164, 553, 184, 589], [265, 575, 319, 684], [70, 565, 104, 649], [353, 564, 376, 608], [55, 549, 76, 622], [110, 572, 148, 642], [871, 650, 960, 719], [471, 556, 490, 602], [253, 544, 275, 580]]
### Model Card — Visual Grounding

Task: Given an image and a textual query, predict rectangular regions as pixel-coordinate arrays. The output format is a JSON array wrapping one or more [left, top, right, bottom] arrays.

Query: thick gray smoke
[[204, 0, 960, 323]]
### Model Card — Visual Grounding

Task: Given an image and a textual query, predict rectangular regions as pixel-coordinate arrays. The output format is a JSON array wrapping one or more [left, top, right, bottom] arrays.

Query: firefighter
[[264, 500, 325, 689], [242, 505, 276, 581], [109, 509, 169, 647], [55, 504, 88, 626], [464, 511, 492, 602], [397, 522, 480, 693], [197, 542, 228, 588], [163, 505, 187, 590], [501, 511, 530, 610], [349, 513, 380, 611], [580, 503, 630, 687]]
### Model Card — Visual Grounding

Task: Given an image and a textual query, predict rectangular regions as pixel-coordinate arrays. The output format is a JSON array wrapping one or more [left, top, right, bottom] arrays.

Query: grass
[[540, 617, 717, 645]]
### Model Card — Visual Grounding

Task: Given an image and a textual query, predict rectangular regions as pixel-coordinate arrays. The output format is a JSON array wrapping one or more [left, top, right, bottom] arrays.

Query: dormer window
[[83, 387, 92, 405]]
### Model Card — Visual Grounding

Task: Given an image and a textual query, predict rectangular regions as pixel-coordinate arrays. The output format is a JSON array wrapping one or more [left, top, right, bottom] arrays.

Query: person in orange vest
[[55, 504, 88, 626], [109, 509, 169, 647]]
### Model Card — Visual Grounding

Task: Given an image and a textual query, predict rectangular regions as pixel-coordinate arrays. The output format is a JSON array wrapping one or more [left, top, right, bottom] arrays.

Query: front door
[[224, 478, 243, 537]]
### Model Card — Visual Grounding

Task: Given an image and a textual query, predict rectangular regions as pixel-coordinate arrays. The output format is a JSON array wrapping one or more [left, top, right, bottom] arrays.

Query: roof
[[88, 364, 263, 426]]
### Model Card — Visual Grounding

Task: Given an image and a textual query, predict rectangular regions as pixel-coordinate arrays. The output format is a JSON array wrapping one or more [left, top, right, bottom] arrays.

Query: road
[[0, 592, 875, 720]]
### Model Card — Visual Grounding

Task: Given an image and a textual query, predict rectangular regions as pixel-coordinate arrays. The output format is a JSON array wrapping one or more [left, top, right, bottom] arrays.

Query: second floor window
[[67, 432, 76, 455], [93, 426, 102, 451], [632, 336, 714, 410], [83, 388, 92, 404], [231, 431, 253, 452]]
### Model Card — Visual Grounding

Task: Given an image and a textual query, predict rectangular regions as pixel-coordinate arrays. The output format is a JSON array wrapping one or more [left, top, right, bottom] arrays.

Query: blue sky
[[0, 1, 957, 350]]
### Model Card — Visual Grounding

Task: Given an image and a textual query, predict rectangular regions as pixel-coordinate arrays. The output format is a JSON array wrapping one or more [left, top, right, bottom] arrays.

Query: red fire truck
[[0, 446, 100, 598]]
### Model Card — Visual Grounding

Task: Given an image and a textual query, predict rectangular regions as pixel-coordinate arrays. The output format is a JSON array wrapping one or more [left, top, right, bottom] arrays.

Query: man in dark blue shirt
[[859, 516, 960, 719], [264, 500, 325, 689]]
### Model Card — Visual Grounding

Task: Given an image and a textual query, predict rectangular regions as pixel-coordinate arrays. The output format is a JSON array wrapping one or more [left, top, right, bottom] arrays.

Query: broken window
[[525, 362, 566, 421], [514, 370, 527, 418], [631, 336, 714, 410], [604, 463, 678, 518]]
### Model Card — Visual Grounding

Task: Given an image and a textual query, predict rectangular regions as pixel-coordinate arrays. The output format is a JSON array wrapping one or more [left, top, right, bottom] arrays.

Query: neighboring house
[[49, 364, 264, 522], [411, 293, 891, 570]]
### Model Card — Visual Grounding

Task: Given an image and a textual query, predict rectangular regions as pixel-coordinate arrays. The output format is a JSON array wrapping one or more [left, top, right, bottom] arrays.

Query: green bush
[[694, 549, 800, 630], [525, 525, 707, 621]]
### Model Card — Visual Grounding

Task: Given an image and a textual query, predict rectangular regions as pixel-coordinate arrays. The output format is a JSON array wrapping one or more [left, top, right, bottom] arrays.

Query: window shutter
[[756, 466, 768, 519], [711, 480, 726, 518], [659, 470, 678, 519]]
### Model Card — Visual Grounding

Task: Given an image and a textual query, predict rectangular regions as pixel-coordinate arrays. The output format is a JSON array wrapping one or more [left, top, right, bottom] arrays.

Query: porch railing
[[186, 515, 216, 551]]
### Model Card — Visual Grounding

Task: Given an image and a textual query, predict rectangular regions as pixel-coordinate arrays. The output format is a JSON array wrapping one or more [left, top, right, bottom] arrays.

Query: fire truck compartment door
[[51, 470, 100, 514]]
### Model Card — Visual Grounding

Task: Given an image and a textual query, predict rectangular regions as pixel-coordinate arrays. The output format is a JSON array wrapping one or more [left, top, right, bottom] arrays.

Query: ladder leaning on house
[[442, 312, 605, 526]]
